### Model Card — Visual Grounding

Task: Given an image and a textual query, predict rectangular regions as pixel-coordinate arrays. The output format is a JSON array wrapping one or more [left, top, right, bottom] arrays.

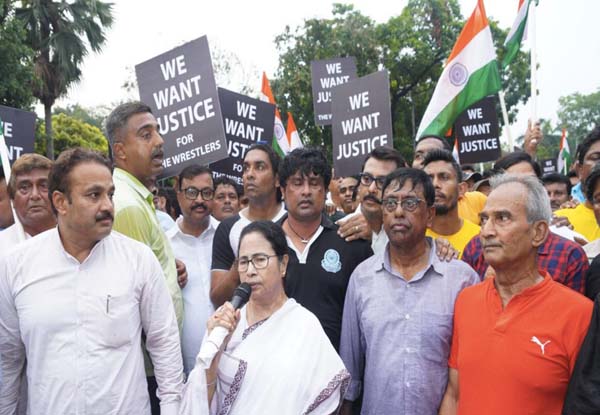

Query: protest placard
[[454, 96, 501, 164], [0, 105, 36, 165], [136, 35, 228, 178], [541, 158, 557, 175], [210, 88, 275, 185], [331, 70, 393, 177], [310, 57, 357, 125]]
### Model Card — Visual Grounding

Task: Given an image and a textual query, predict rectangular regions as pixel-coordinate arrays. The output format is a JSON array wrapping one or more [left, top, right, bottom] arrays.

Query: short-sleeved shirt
[[555, 203, 600, 242], [210, 204, 286, 271], [449, 273, 593, 415], [426, 219, 480, 258], [462, 232, 589, 294], [457, 191, 486, 225], [280, 213, 372, 350]]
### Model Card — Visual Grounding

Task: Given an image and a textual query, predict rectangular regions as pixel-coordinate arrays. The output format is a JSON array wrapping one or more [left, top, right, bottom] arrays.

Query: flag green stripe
[[272, 136, 285, 157], [502, 12, 528, 67], [420, 61, 501, 138]]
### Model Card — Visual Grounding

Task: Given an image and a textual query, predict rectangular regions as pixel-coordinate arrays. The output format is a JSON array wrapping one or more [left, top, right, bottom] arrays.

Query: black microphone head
[[230, 282, 252, 309]]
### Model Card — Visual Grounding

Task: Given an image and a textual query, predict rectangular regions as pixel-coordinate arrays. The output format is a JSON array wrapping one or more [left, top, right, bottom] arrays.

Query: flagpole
[[529, 1, 538, 123], [0, 119, 23, 240], [498, 90, 513, 151]]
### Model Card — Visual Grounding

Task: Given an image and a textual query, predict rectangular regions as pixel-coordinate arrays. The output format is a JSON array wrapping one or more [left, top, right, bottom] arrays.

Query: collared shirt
[[112, 168, 183, 328], [280, 213, 373, 350], [0, 229, 183, 414], [449, 273, 592, 415], [462, 232, 589, 293], [340, 240, 480, 415], [166, 215, 219, 375], [0, 222, 28, 253]]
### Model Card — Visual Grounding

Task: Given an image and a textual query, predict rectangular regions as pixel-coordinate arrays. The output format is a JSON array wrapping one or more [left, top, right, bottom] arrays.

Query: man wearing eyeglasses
[[340, 167, 479, 415], [337, 147, 407, 255], [106, 101, 183, 413], [165, 165, 219, 376]]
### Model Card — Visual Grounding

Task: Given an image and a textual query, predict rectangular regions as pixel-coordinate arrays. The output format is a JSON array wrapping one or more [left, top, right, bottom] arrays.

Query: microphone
[[196, 283, 252, 368]]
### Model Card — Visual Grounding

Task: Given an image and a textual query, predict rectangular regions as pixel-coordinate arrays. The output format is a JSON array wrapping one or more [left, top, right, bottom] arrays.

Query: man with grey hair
[[440, 174, 593, 415]]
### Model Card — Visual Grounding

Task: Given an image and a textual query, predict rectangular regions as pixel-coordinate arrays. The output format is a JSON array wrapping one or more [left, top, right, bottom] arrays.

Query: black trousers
[[147, 376, 160, 414]]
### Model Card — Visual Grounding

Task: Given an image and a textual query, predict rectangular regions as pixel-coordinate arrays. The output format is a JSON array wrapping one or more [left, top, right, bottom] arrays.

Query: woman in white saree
[[181, 221, 350, 415]]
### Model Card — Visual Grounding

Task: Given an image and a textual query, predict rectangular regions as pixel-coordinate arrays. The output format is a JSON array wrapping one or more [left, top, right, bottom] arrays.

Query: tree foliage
[[53, 103, 109, 131], [0, 0, 36, 109], [557, 88, 600, 146], [272, 1, 530, 162], [16, 0, 114, 158], [35, 113, 108, 158]]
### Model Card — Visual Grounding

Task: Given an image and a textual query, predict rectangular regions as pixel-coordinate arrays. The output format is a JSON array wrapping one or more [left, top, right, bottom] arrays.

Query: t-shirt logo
[[530, 336, 551, 355], [321, 249, 342, 273]]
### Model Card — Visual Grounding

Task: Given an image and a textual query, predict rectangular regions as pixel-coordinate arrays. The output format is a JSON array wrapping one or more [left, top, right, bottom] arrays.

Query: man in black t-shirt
[[278, 148, 372, 350], [210, 144, 286, 307]]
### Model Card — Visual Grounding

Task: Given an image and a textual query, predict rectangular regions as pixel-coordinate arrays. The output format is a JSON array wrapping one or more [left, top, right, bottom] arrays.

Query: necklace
[[286, 219, 319, 244]]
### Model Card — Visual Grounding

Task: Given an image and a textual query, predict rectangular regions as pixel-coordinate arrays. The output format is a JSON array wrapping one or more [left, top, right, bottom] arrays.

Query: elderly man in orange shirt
[[440, 174, 593, 415]]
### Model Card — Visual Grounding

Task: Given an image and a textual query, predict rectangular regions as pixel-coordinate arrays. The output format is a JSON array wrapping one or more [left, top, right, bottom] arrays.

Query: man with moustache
[[210, 143, 286, 307], [337, 147, 407, 254], [278, 148, 372, 350], [439, 174, 592, 415], [106, 102, 183, 412], [0, 148, 183, 414], [211, 176, 241, 222], [340, 168, 479, 414], [424, 150, 480, 258], [0, 154, 55, 248], [166, 165, 219, 375]]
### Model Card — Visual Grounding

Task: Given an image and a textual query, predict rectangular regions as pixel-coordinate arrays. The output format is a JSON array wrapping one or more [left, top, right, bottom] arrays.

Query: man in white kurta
[[0, 148, 183, 414], [167, 165, 219, 375]]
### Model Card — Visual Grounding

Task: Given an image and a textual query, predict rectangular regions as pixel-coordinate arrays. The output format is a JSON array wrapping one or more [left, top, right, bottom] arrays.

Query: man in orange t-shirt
[[439, 174, 593, 415]]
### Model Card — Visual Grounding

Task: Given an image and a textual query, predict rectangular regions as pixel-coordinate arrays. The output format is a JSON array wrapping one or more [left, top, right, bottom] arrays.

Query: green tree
[[0, 0, 36, 109], [272, 1, 530, 162], [557, 88, 600, 147], [53, 103, 109, 130], [16, 0, 113, 159], [35, 113, 108, 158]]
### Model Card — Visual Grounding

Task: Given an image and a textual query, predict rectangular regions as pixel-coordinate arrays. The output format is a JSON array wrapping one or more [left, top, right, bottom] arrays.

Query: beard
[[434, 198, 458, 216]]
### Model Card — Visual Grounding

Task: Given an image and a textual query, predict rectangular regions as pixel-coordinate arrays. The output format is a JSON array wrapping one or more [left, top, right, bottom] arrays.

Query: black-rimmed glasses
[[381, 197, 424, 213], [182, 186, 214, 201], [237, 254, 279, 272]]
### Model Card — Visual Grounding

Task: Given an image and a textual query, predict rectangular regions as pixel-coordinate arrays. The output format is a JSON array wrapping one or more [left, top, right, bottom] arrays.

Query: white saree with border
[[180, 298, 350, 415]]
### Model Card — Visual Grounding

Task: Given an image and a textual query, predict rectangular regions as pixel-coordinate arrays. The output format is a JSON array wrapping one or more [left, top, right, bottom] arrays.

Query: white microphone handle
[[196, 326, 229, 369]]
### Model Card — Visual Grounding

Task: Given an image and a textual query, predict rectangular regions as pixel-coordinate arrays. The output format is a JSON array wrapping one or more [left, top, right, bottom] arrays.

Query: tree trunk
[[44, 103, 53, 160]]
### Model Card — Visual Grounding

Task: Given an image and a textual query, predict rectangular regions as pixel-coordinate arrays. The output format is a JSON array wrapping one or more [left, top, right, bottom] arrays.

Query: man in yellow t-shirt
[[555, 126, 600, 242], [458, 190, 486, 225], [423, 149, 480, 257]]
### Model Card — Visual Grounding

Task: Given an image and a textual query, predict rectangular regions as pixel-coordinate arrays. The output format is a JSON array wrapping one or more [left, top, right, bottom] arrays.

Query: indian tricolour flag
[[416, 0, 501, 140], [503, 0, 531, 68], [260, 72, 289, 157], [557, 128, 571, 174], [286, 112, 303, 152]]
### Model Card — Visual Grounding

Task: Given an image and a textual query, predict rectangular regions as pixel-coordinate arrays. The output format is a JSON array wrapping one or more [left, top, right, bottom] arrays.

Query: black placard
[[541, 158, 557, 175], [331, 71, 393, 177], [310, 57, 358, 125], [454, 96, 501, 164], [0, 105, 36, 165], [210, 88, 275, 185], [135, 36, 228, 178]]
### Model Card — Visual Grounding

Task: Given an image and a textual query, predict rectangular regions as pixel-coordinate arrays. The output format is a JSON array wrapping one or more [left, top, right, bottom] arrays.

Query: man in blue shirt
[[340, 168, 479, 415]]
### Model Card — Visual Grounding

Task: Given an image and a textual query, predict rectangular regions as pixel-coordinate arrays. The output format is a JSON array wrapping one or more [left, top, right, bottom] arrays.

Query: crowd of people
[[0, 101, 599, 414]]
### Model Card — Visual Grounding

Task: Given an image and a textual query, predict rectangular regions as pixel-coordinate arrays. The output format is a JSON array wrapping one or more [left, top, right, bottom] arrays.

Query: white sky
[[58, 0, 600, 142]]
